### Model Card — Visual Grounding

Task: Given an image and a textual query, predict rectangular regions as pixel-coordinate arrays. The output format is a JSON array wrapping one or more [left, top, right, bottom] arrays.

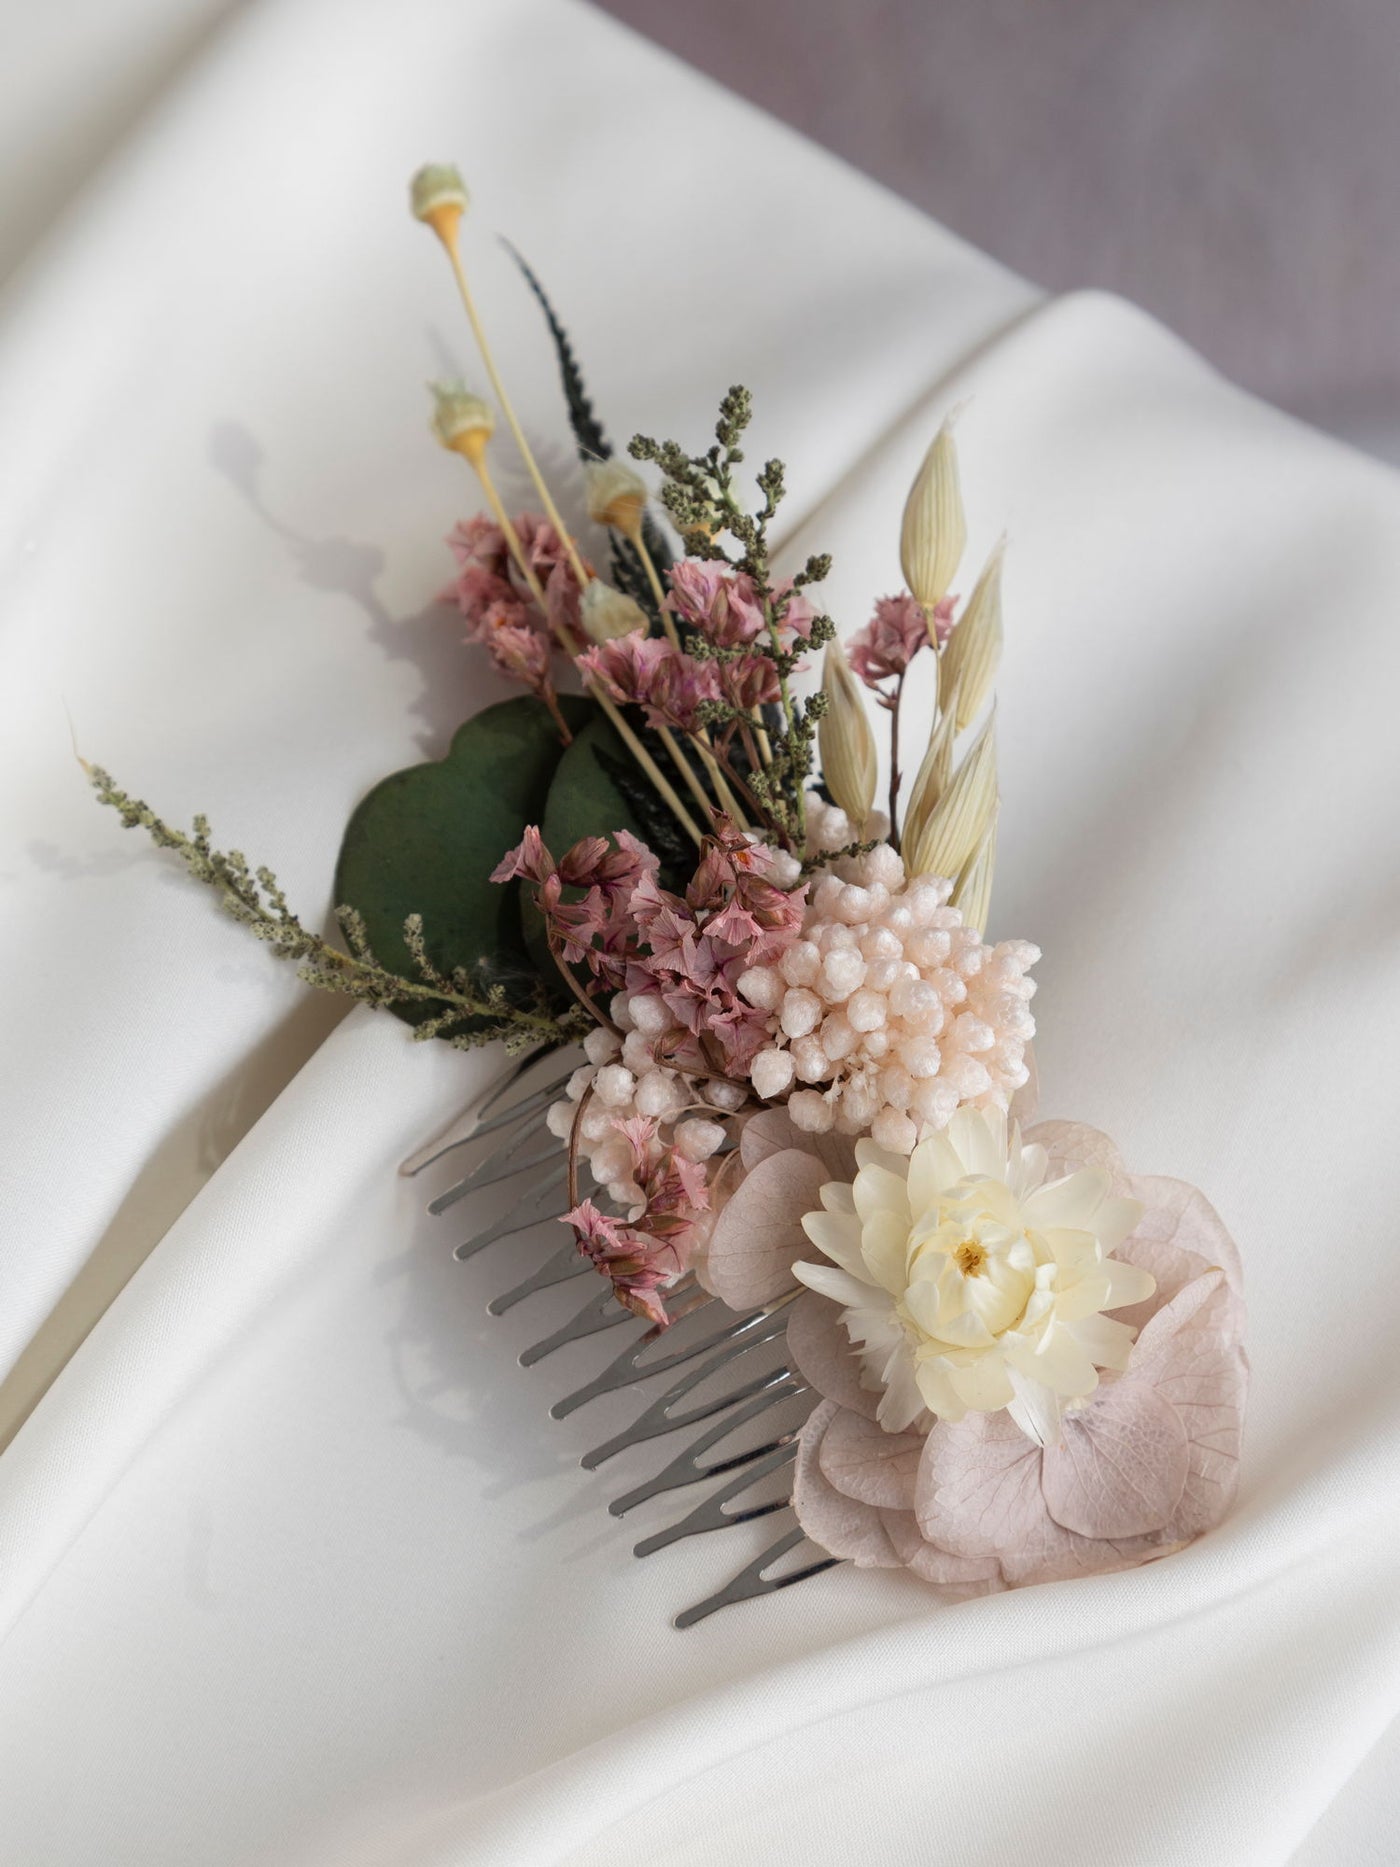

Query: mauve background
[[594, 0, 1400, 459]]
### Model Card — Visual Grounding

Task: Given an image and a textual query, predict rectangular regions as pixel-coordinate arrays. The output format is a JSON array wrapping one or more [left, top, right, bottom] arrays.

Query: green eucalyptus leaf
[[334, 694, 591, 1026]]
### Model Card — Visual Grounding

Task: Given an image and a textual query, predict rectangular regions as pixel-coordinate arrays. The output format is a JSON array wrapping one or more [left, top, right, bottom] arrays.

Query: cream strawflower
[[795, 1106, 1155, 1445]]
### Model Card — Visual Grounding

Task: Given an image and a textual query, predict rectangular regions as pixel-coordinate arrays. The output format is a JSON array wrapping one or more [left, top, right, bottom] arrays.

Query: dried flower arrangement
[[91, 164, 1246, 1610]]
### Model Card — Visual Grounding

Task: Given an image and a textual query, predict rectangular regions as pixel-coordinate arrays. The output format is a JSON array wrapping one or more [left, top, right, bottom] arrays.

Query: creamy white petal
[[853, 1166, 912, 1229], [1068, 1313, 1138, 1371], [1022, 1168, 1111, 1233], [1006, 1369, 1065, 1447], [1104, 1255, 1157, 1309], [793, 1260, 883, 1308], [945, 1351, 1016, 1412], [801, 1208, 868, 1280], [1012, 1322, 1101, 1398], [860, 1208, 912, 1294], [876, 1342, 931, 1432], [1093, 1193, 1145, 1253]]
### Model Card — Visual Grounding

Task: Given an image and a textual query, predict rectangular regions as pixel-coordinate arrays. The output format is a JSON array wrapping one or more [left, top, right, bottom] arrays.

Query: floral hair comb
[[92, 163, 1248, 1626]]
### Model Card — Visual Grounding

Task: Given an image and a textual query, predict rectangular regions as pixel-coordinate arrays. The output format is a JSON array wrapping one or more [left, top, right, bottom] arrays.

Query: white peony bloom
[[794, 1105, 1155, 1445]]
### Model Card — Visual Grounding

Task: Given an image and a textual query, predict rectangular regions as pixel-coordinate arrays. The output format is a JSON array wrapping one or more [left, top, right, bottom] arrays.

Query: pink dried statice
[[479, 607, 553, 700], [576, 634, 720, 734], [667, 560, 767, 645], [491, 827, 659, 991], [848, 592, 952, 688], [621, 823, 806, 1079], [563, 1199, 679, 1328], [667, 562, 815, 649], [533, 823, 813, 1321], [443, 511, 593, 709]]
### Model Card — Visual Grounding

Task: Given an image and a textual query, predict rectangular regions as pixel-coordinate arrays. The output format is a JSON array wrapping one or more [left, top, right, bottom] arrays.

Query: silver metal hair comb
[[403, 1048, 840, 1626]]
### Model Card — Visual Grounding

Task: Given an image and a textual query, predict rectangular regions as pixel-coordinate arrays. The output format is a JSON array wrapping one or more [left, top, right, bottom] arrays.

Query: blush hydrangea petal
[[738, 1110, 857, 1182], [917, 1407, 1048, 1559], [786, 1291, 880, 1420], [1129, 1269, 1248, 1538], [793, 1403, 902, 1567], [879, 1509, 1004, 1591], [1111, 1175, 1246, 1335], [704, 1150, 832, 1308], [1040, 1380, 1190, 1539], [817, 1407, 924, 1511], [1025, 1119, 1125, 1181]]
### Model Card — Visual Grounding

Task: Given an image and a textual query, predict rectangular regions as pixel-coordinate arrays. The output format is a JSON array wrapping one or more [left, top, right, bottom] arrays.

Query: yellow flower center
[[954, 1239, 986, 1277]]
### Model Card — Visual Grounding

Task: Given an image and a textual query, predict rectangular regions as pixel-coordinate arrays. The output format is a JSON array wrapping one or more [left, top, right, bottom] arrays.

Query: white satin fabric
[[2, 2, 1398, 1862]]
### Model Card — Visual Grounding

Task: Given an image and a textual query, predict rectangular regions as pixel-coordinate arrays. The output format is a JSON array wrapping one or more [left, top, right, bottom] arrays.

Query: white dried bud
[[871, 1108, 918, 1153], [818, 643, 878, 828], [788, 1089, 835, 1133], [410, 163, 470, 225], [635, 1069, 679, 1117], [593, 1064, 635, 1108], [737, 965, 784, 1011], [675, 1118, 725, 1162], [750, 1047, 796, 1099], [627, 991, 671, 1035], [581, 579, 648, 643], [900, 412, 966, 611], [941, 537, 1005, 731], [584, 459, 649, 537], [583, 1027, 621, 1066], [780, 988, 823, 1039], [905, 710, 998, 883], [428, 382, 494, 460]]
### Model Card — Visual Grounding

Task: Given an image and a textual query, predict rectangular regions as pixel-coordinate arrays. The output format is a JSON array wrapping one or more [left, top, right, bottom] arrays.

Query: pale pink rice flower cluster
[[545, 1013, 739, 1213], [738, 797, 1038, 1152]]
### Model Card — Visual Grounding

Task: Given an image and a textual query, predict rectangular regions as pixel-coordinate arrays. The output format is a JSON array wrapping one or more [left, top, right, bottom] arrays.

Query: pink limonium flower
[[667, 560, 767, 645], [479, 608, 554, 699], [622, 819, 807, 1078], [564, 1199, 679, 1328], [491, 827, 660, 990], [563, 1109, 715, 1326], [848, 592, 951, 688], [668, 561, 816, 649], [443, 512, 593, 705], [577, 634, 721, 734]]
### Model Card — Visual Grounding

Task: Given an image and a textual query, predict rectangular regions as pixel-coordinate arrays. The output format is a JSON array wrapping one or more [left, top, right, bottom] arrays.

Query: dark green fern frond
[[504, 240, 677, 620], [504, 240, 610, 462]]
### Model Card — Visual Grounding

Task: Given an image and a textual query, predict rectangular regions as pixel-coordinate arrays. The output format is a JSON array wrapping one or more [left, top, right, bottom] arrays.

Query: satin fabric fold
[[2, 4, 1399, 1864]]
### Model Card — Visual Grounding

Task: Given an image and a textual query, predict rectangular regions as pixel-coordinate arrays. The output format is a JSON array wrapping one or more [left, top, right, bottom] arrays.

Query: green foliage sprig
[[88, 766, 587, 1054], [629, 387, 836, 842]]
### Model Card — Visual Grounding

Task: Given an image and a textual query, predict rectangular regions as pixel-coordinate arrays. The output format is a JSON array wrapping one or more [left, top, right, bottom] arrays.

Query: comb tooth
[[422, 1070, 574, 1160], [518, 1284, 640, 1367], [606, 1377, 808, 1515], [474, 1053, 571, 1123], [487, 1240, 592, 1315], [582, 1314, 798, 1471], [427, 1116, 561, 1215], [401, 1057, 574, 1176], [453, 1176, 569, 1261], [632, 1442, 797, 1557], [673, 1527, 842, 1630], [552, 1297, 780, 1420], [420, 1056, 839, 1625]]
